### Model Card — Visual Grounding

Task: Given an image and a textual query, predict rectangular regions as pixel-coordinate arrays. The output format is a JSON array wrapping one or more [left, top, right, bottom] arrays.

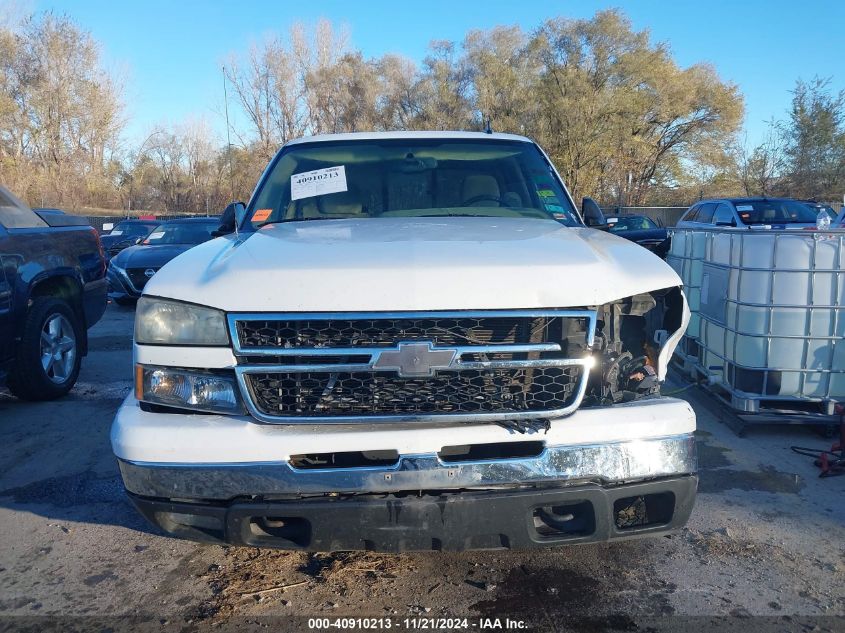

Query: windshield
[[735, 200, 818, 225], [143, 222, 216, 245], [606, 216, 657, 232], [112, 222, 156, 237], [246, 139, 581, 228]]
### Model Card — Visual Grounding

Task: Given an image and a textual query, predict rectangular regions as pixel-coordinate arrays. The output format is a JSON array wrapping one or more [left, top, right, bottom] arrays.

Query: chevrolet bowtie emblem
[[372, 341, 457, 378]]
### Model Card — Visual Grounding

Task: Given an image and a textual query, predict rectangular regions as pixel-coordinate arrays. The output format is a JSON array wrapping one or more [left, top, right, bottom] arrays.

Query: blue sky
[[28, 0, 845, 147]]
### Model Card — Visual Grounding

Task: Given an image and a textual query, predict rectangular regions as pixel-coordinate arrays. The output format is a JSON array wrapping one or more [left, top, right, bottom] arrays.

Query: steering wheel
[[460, 194, 507, 207]]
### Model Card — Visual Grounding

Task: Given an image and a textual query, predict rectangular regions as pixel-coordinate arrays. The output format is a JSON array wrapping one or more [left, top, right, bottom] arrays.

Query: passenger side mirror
[[213, 201, 247, 237], [581, 197, 607, 228]]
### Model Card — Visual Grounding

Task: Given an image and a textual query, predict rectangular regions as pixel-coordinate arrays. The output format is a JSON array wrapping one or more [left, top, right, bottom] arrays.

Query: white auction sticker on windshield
[[147, 231, 164, 240], [291, 166, 347, 201], [736, 204, 754, 211]]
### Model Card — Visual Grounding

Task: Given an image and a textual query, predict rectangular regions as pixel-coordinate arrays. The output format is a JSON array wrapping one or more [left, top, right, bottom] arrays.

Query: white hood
[[144, 217, 681, 312]]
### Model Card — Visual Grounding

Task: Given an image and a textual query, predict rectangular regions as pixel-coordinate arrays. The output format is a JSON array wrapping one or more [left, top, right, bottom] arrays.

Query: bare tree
[[0, 12, 125, 209]]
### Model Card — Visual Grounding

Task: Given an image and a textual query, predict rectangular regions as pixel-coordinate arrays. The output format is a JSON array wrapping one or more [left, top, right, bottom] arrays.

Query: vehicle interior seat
[[461, 175, 501, 206], [316, 189, 368, 218], [761, 205, 782, 221]]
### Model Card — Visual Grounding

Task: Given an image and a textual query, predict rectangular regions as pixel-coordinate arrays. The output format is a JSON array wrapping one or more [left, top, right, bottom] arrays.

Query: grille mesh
[[236, 316, 582, 349], [246, 367, 581, 417]]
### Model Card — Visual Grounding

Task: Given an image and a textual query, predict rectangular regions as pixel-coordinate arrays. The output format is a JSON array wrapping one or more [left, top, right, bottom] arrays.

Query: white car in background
[[111, 131, 696, 552], [677, 197, 819, 229]]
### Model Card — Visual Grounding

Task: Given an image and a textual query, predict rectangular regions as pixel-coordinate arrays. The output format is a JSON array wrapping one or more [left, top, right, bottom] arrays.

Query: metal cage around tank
[[667, 226, 845, 417]]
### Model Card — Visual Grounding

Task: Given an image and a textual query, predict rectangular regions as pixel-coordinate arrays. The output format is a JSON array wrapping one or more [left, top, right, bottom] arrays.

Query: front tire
[[8, 297, 82, 401]]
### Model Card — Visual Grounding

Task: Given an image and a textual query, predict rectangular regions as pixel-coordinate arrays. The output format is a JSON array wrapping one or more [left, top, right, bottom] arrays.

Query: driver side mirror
[[213, 201, 247, 237], [581, 197, 607, 228]]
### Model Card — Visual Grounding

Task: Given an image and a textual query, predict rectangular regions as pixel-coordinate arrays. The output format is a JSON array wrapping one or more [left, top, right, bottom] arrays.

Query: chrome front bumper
[[118, 433, 696, 501]]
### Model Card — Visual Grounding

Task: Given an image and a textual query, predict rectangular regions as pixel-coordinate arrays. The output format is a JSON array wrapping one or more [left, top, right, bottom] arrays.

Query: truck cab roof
[[285, 130, 534, 147]]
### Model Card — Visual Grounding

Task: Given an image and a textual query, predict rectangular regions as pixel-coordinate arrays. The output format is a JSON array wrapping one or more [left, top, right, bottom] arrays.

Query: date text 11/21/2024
[[307, 618, 529, 630]]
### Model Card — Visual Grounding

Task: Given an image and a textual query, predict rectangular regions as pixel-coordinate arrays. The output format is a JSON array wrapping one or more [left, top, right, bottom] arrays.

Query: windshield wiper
[[418, 213, 495, 218]]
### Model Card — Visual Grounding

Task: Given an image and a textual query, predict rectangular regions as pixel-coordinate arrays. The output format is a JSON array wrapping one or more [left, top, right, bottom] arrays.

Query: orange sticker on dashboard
[[252, 208, 272, 222]]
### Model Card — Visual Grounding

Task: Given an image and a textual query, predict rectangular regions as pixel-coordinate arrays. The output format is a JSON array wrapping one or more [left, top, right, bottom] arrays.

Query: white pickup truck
[[111, 131, 696, 551]]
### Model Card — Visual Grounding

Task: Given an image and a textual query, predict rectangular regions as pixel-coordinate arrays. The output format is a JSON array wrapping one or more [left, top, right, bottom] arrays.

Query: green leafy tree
[[782, 78, 845, 199], [530, 10, 742, 204]]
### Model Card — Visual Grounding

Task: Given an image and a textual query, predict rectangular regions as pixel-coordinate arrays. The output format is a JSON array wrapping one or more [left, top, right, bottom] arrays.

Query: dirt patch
[[185, 548, 416, 621], [698, 465, 804, 494], [685, 527, 797, 566], [185, 544, 682, 626], [186, 548, 306, 620], [298, 552, 411, 584], [471, 552, 675, 630], [83, 570, 118, 586], [697, 441, 733, 470]]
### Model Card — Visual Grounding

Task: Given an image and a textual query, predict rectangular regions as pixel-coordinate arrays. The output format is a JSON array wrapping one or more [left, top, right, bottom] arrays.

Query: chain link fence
[[601, 206, 688, 227]]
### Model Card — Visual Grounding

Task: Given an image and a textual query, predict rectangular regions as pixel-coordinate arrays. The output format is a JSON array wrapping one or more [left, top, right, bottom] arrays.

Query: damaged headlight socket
[[589, 291, 674, 404], [136, 365, 244, 415]]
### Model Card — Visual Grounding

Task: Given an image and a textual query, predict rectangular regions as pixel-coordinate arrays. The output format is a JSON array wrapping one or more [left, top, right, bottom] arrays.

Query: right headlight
[[135, 297, 229, 346]]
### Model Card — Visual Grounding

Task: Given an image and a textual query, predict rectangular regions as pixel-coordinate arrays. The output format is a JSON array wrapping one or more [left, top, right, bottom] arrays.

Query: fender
[[26, 270, 90, 355]]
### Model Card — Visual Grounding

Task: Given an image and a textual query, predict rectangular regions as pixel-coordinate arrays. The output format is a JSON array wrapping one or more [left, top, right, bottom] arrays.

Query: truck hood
[[144, 217, 682, 311]]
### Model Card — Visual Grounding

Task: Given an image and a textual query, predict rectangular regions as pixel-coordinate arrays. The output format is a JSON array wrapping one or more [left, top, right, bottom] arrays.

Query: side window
[[683, 205, 699, 222], [713, 203, 735, 226], [696, 203, 716, 224], [0, 188, 47, 229]]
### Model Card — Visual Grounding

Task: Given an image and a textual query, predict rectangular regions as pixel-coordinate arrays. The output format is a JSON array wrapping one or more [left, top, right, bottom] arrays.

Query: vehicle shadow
[[0, 390, 162, 536]]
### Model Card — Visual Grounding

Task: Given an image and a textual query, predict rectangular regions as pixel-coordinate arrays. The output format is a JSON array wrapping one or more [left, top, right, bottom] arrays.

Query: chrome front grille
[[235, 315, 586, 349], [246, 367, 583, 417], [229, 310, 596, 425]]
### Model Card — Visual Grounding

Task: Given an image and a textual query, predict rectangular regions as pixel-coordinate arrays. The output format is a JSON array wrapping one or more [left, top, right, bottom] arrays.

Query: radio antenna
[[222, 66, 239, 239]]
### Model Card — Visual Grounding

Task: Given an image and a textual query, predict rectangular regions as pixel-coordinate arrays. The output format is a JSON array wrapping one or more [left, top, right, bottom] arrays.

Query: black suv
[[0, 187, 107, 399]]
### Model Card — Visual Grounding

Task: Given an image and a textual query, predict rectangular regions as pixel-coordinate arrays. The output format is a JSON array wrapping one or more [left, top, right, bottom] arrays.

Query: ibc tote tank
[[669, 227, 845, 412]]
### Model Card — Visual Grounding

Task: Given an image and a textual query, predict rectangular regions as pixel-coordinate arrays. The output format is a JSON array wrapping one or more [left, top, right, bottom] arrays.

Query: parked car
[[112, 131, 696, 552], [835, 207, 845, 227], [100, 219, 160, 261], [604, 214, 669, 257], [677, 197, 818, 229], [0, 186, 107, 400], [106, 217, 218, 305]]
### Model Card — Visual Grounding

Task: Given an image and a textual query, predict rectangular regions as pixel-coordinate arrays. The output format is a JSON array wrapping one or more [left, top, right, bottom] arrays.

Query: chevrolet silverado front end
[[111, 131, 696, 551]]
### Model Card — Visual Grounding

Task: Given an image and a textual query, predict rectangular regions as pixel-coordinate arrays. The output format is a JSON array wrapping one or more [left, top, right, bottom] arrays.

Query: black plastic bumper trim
[[127, 475, 697, 552]]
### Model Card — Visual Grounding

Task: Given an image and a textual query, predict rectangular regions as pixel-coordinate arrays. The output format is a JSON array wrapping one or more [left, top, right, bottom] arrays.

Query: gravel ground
[[0, 305, 843, 633]]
